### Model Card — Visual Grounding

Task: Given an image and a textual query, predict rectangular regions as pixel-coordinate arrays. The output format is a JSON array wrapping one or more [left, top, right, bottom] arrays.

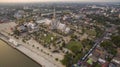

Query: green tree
[[111, 35, 120, 47], [61, 53, 73, 67], [14, 29, 20, 36], [101, 40, 117, 56]]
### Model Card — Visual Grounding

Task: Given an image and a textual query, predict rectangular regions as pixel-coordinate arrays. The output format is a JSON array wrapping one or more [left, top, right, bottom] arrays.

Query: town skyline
[[0, 0, 120, 3]]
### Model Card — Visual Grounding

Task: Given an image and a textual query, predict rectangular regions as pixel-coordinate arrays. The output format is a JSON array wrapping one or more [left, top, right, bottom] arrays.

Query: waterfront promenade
[[0, 32, 64, 67], [0, 22, 64, 67]]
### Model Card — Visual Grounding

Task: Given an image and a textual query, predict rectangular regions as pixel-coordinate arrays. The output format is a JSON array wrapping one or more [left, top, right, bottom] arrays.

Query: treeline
[[87, 14, 120, 25]]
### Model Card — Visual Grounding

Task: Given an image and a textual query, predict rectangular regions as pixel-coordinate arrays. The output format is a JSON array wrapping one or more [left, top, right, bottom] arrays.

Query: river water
[[0, 39, 41, 67]]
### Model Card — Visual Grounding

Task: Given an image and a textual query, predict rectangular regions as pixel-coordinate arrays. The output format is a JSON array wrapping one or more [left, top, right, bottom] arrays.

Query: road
[[81, 31, 108, 61], [81, 26, 116, 61]]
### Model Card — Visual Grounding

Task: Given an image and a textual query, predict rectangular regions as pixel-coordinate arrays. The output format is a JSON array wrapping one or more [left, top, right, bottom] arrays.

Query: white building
[[27, 22, 36, 30], [36, 19, 52, 26], [119, 14, 120, 18], [14, 10, 25, 19], [64, 27, 70, 34], [45, 19, 52, 26], [57, 23, 66, 32], [98, 58, 106, 63]]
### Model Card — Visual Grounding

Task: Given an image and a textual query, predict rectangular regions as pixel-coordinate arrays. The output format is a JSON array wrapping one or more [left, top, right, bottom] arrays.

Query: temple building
[[36, 8, 70, 34]]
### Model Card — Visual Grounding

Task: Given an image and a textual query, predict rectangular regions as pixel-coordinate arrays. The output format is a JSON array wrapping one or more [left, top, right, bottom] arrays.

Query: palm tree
[[37, 47, 39, 49], [32, 45, 34, 47]]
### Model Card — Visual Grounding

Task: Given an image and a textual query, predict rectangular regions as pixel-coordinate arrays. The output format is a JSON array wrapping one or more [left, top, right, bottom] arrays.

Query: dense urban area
[[0, 2, 120, 67]]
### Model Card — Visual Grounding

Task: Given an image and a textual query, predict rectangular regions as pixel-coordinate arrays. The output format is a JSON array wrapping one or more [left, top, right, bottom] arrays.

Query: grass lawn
[[42, 34, 56, 44], [87, 58, 93, 65], [86, 29, 96, 36], [86, 45, 92, 51], [66, 41, 83, 53]]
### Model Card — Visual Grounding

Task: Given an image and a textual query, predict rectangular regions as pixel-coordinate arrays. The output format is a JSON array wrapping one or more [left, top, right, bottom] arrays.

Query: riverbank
[[0, 22, 64, 67], [0, 33, 61, 67], [0, 39, 41, 67]]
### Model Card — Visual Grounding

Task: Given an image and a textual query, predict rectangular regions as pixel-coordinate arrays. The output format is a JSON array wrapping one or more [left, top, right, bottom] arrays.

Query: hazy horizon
[[0, 0, 120, 3]]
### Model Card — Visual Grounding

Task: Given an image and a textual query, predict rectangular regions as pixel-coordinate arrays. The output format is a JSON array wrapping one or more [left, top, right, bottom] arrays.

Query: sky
[[0, 0, 120, 3]]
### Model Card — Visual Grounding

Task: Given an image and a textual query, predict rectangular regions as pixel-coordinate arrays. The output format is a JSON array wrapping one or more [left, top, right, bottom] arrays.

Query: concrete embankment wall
[[0, 34, 42, 67]]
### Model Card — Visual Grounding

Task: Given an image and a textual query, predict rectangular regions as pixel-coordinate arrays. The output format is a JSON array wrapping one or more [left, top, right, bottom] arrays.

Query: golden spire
[[53, 7, 56, 19]]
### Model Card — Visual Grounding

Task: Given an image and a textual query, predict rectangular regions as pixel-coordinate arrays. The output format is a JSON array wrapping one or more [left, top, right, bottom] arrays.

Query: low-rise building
[[111, 57, 120, 67]]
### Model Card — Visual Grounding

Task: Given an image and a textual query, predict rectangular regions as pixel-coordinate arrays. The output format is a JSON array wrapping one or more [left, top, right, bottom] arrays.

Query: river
[[0, 39, 41, 67]]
